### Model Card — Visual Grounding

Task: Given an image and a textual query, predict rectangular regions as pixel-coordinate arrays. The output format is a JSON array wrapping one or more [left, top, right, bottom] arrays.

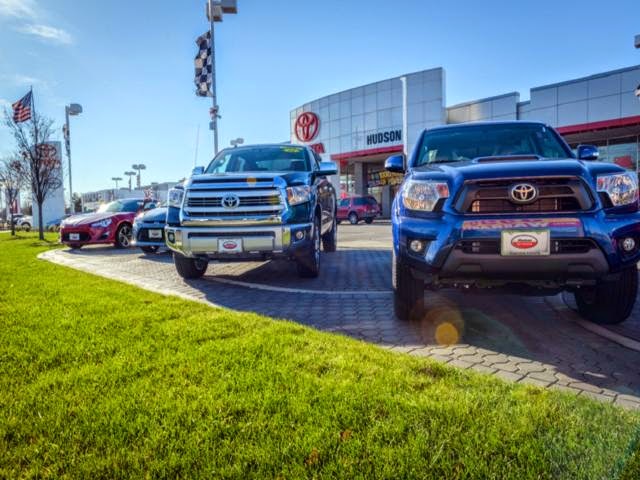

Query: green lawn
[[1, 234, 639, 479]]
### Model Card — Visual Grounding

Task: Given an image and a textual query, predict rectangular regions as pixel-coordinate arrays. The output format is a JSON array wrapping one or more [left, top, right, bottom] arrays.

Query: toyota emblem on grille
[[509, 183, 538, 204], [221, 194, 240, 209]]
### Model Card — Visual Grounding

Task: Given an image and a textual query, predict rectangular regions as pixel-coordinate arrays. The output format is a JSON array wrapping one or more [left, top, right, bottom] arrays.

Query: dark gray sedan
[[132, 206, 167, 254]]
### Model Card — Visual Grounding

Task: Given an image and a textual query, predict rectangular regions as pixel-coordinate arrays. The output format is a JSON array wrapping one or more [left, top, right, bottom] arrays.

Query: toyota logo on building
[[221, 193, 240, 209], [509, 183, 538, 204], [295, 112, 320, 143]]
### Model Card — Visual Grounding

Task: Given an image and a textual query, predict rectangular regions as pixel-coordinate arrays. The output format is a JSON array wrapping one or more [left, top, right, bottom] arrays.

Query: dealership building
[[290, 65, 640, 217]]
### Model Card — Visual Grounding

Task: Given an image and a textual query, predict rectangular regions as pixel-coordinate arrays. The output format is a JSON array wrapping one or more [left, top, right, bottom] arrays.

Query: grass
[[0, 233, 639, 479]]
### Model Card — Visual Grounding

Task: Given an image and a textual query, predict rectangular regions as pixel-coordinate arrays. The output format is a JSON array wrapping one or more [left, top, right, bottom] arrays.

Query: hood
[[191, 171, 312, 187], [63, 212, 119, 227], [410, 158, 625, 185], [136, 207, 168, 223]]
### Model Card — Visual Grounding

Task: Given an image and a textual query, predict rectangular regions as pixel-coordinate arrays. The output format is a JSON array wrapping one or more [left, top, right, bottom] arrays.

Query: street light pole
[[132, 164, 146, 189], [205, 0, 237, 156], [64, 103, 82, 212], [209, 6, 219, 156], [124, 171, 136, 191], [111, 177, 122, 190]]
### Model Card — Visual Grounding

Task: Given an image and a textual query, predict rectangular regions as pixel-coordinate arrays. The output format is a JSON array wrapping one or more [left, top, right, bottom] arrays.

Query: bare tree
[[0, 157, 25, 236], [4, 109, 62, 240]]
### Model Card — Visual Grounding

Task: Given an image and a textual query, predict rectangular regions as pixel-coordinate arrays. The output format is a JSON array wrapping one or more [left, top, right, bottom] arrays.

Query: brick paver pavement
[[40, 224, 640, 409]]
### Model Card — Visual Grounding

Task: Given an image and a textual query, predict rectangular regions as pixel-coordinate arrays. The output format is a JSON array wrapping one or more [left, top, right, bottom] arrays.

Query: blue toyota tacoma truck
[[386, 121, 640, 324]]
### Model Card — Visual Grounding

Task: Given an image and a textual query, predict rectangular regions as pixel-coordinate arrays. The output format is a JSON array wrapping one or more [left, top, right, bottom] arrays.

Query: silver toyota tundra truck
[[165, 144, 338, 279]]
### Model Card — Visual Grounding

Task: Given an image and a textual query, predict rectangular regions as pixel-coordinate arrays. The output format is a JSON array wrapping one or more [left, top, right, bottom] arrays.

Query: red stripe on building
[[330, 145, 403, 162], [556, 115, 640, 135]]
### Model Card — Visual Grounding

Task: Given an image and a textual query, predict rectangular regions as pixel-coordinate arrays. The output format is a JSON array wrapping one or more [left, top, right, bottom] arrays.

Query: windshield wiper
[[428, 159, 459, 164], [473, 154, 542, 163]]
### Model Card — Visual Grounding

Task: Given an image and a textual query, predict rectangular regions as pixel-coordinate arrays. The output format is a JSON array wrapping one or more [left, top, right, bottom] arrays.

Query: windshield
[[205, 145, 310, 174], [97, 200, 141, 213], [416, 124, 572, 166]]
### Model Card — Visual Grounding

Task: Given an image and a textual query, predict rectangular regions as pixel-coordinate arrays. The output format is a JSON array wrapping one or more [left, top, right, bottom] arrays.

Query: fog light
[[409, 239, 425, 253], [295, 230, 305, 240], [622, 237, 636, 252], [167, 232, 175, 243]]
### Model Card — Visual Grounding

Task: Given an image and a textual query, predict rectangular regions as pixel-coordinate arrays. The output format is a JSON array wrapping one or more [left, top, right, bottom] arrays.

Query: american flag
[[12, 91, 32, 123], [194, 31, 214, 97]]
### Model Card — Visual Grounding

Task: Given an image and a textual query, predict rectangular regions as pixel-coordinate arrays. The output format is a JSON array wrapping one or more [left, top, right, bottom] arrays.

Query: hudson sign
[[366, 129, 402, 146]]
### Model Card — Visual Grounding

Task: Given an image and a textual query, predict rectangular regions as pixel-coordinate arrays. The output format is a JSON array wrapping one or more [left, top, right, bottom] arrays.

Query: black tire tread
[[296, 216, 321, 278], [321, 216, 337, 253], [575, 266, 637, 324], [174, 253, 208, 279], [392, 250, 425, 321]]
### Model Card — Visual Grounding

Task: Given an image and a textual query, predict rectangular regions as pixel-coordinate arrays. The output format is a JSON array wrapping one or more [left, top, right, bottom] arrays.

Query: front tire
[[174, 253, 208, 279], [297, 216, 321, 278], [364, 218, 374, 225], [574, 266, 638, 324], [321, 215, 337, 253], [21, 223, 31, 232], [393, 250, 425, 321], [348, 212, 359, 225], [114, 223, 133, 248]]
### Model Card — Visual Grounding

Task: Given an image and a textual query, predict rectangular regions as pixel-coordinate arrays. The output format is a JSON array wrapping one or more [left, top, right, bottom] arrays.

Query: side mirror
[[385, 154, 405, 173], [577, 145, 599, 161], [317, 161, 338, 176], [192, 166, 205, 176]]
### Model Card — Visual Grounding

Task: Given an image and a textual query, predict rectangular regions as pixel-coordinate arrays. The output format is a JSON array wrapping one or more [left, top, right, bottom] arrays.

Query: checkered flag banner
[[194, 31, 214, 97]]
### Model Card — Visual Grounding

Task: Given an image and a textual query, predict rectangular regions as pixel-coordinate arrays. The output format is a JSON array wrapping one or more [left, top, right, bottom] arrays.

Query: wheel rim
[[349, 214, 357, 224], [194, 259, 206, 271], [119, 226, 132, 247]]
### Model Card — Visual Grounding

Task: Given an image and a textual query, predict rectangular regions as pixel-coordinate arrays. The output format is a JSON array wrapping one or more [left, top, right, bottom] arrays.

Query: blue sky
[[1, 0, 639, 193]]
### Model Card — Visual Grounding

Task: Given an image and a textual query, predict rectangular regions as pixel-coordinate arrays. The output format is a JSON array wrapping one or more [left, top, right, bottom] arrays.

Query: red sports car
[[60, 198, 148, 249]]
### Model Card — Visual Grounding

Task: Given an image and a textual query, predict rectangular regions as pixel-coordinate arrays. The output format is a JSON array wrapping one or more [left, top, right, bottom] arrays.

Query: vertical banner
[[31, 141, 65, 228], [194, 31, 214, 97]]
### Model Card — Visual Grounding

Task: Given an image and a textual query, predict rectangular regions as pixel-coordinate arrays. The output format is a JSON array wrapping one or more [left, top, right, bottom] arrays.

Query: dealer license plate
[[148, 229, 162, 239], [218, 238, 242, 254], [69, 233, 80, 241], [501, 230, 550, 256]]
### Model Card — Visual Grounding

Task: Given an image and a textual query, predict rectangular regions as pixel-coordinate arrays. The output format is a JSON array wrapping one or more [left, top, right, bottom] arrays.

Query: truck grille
[[456, 239, 596, 255], [457, 177, 593, 214], [183, 179, 285, 223]]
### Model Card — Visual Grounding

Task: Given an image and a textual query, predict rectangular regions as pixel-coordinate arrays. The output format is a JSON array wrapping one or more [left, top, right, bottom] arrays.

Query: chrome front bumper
[[165, 223, 312, 258]]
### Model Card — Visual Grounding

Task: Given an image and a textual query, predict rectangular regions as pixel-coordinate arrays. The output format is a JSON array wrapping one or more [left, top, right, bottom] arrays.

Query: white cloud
[[0, 0, 36, 19], [0, 98, 11, 108], [17, 23, 73, 45], [0, 73, 42, 86]]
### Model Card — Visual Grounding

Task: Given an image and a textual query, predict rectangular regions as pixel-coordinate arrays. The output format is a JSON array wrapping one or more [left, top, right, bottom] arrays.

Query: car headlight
[[168, 188, 184, 208], [91, 219, 112, 228], [596, 172, 639, 207], [401, 179, 449, 211], [286, 186, 312, 206]]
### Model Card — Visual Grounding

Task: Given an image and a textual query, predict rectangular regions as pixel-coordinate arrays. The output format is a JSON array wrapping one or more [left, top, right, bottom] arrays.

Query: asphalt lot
[[41, 222, 640, 408]]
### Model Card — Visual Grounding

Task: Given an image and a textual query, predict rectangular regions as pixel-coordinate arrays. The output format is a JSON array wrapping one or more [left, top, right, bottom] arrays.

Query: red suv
[[337, 195, 381, 224]]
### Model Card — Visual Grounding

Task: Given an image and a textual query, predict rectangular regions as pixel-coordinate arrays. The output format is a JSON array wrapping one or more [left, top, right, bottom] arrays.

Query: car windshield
[[415, 123, 572, 166], [97, 200, 141, 213], [205, 145, 310, 174]]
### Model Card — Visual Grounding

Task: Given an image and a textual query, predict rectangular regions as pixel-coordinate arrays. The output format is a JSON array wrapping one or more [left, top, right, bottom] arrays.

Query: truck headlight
[[401, 179, 449, 211], [596, 172, 639, 207], [91, 219, 112, 228], [168, 188, 184, 208], [286, 186, 312, 206]]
